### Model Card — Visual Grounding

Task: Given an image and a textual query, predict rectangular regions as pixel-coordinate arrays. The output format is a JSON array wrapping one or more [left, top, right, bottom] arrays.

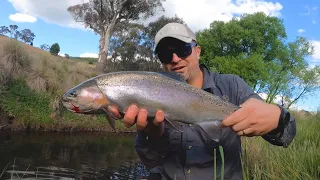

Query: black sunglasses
[[156, 41, 197, 64]]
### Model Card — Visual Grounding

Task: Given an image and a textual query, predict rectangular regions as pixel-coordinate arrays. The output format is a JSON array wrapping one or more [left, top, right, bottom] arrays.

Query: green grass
[[241, 117, 320, 180], [70, 57, 98, 65], [1, 79, 52, 124], [0, 78, 132, 132]]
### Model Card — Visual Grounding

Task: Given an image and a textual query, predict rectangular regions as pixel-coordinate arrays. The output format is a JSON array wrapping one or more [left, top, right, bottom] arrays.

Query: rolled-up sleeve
[[262, 106, 296, 147]]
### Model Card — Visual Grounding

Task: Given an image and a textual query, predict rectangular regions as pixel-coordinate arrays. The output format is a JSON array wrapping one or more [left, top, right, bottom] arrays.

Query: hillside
[[0, 35, 130, 132]]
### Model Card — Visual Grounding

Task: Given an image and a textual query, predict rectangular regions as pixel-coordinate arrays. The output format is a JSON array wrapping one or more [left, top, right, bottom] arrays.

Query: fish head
[[62, 79, 109, 114]]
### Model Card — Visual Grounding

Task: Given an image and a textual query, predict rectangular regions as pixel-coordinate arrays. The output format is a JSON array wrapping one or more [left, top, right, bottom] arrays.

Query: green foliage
[[50, 43, 60, 56], [0, 25, 36, 44], [197, 12, 286, 85], [0, 26, 10, 35], [106, 15, 185, 72], [19, 29, 35, 44], [208, 53, 267, 88], [70, 57, 98, 64], [8, 25, 19, 39], [263, 37, 315, 105], [88, 59, 95, 64], [67, 0, 165, 35], [196, 12, 317, 107], [40, 44, 50, 51]]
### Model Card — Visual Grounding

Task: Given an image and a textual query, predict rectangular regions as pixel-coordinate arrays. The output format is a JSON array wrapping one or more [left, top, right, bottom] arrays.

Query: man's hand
[[222, 98, 281, 136], [108, 104, 165, 137]]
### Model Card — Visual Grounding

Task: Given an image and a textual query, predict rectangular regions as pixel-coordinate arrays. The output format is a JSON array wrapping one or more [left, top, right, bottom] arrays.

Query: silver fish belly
[[94, 71, 239, 142]]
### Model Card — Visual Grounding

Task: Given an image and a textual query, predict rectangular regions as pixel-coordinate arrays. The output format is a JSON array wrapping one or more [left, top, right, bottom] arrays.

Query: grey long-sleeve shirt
[[135, 64, 296, 180]]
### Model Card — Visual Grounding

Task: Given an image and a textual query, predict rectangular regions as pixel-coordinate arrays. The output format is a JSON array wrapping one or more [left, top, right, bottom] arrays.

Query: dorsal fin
[[157, 72, 186, 83]]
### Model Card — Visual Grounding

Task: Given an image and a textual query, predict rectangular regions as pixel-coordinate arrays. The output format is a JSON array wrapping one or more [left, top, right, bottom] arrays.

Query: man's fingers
[[231, 117, 251, 132], [107, 105, 122, 119], [153, 110, 165, 125], [237, 128, 254, 136], [237, 127, 267, 137], [123, 105, 139, 128], [136, 108, 148, 130], [122, 105, 165, 133], [222, 106, 253, 126]]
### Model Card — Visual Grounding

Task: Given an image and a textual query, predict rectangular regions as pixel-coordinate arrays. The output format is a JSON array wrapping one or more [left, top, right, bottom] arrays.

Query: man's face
[[156, 38, 201, 82]]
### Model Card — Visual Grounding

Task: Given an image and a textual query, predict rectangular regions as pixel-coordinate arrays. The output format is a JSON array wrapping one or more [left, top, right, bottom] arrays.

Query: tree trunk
[[96, 32, 107, 73], [95, 15, 118, 74]]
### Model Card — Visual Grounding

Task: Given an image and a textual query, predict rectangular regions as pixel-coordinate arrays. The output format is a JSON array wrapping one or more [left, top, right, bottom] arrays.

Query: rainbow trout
[[62, 71, 239, 142]]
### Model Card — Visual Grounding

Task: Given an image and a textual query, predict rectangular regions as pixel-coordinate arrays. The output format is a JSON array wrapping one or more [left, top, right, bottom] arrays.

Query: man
[[109, 23, 296, 180]]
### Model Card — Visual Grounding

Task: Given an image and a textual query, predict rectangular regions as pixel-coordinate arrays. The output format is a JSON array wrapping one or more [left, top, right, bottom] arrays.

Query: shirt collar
[[200, 64, 216, 90]]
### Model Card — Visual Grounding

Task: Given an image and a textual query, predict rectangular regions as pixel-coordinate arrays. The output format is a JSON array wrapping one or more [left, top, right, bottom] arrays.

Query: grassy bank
[[242, 113, 320, 180], [0, 36, 131, 132]]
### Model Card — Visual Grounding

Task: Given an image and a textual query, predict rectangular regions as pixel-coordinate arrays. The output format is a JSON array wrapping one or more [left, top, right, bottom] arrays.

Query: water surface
[[0, 131, 150, 180]]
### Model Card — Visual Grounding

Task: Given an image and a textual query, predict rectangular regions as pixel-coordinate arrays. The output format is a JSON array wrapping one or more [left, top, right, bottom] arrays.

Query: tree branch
[[287, 86, 308, 109], [110, 0, 115, 14]]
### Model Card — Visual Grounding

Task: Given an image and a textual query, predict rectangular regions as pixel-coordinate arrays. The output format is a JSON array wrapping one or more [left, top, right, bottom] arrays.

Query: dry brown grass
[[0, 35, 96, 95], [0, 39, 31, 85]]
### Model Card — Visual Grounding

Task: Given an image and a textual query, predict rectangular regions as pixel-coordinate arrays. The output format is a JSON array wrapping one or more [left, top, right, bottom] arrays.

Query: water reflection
[[0, 132, 150, 179]]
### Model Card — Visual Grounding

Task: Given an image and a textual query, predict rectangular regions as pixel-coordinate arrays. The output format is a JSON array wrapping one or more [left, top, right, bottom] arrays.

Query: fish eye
[[69, 91, 77, 97]]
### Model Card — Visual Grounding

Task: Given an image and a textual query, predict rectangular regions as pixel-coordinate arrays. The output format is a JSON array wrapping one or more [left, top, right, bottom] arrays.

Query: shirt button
[[188, 145, 192, 150], [188, 124, 192, 127], [187, 169, 191, 174]]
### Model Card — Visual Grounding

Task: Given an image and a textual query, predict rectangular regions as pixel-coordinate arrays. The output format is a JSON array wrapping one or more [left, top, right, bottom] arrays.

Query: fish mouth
[[62, 101, 96, 114], [62, 100, 81, 113], [70, 103, 81, 113]]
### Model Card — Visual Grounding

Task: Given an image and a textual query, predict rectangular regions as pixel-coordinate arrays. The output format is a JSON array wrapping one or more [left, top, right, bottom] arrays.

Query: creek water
[[0, 131, 150, 180]]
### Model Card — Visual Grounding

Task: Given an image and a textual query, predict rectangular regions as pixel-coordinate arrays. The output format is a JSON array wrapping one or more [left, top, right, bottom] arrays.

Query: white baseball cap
[[155, 23, 197, 51]]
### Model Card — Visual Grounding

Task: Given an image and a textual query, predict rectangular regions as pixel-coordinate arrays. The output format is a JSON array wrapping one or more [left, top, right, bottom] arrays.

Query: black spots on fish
[[217, 102, 224, 107], [222, 95, 229, 102], [157, 71, 186, 83], [151, 76, 157, 82]]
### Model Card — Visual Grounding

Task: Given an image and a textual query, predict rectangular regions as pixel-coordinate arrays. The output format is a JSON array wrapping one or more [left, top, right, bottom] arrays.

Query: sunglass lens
[[158, 51, 172, 64], [177, 44, 192, 58]]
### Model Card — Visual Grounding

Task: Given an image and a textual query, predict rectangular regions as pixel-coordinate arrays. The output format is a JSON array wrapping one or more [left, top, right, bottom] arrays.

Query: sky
[[0, 0, 319, 111]]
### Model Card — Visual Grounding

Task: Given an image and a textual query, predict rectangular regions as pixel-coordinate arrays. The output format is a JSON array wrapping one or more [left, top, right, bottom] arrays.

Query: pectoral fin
[[197, 121, 223, 142], [102, 107, 117, 131], [164, 118, 183, 133]]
